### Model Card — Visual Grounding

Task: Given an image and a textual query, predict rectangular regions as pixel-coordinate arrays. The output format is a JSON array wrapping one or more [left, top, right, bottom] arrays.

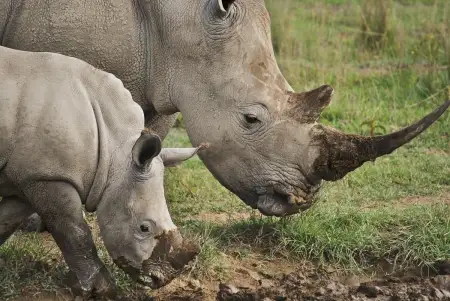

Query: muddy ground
[[10, 255, 450, 301], [152, 258, 450, 301]]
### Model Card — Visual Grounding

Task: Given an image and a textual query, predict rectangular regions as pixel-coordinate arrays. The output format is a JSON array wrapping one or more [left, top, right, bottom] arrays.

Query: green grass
[[1, 0, 449, 299]]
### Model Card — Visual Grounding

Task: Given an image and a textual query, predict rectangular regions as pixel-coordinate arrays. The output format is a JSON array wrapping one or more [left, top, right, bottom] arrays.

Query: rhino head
[[96, 130, 207, 288], [144, 0, 450, 216]]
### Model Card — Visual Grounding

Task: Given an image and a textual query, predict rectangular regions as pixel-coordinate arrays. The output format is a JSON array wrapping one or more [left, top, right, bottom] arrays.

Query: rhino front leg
[[19, 212, 47, 233], [0, 197, 34, 246], [23, 181, 116, 299]]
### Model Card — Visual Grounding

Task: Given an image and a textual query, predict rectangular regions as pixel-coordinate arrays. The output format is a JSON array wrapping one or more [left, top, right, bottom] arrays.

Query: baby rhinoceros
[[0, 45, 206, 298]]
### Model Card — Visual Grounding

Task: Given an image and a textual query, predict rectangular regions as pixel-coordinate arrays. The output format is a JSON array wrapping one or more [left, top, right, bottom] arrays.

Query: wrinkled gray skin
[[0, 46, 205, 298], [1, 0, 449, 219]]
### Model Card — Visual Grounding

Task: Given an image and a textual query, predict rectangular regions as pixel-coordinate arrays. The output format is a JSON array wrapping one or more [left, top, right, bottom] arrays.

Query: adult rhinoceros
[[1, 0, 448, 218]]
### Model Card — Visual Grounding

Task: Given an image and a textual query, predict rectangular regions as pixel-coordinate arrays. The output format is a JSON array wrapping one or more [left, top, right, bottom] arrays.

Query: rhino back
[[0, 46, 143, 200], [0, 0, 148, 107]]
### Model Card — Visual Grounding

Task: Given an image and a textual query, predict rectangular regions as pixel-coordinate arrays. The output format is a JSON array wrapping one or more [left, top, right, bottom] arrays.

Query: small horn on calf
[[313, 100, 450, 181]]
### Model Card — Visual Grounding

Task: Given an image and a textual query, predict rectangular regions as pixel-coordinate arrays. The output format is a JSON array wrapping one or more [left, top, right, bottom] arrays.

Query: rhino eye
[[140, 224, 150, 233], [244, 114, 259, 124]]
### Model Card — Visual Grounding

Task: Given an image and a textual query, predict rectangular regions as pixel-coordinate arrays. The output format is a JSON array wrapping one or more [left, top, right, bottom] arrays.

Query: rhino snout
[[114, 229, 200, 289], [140, 229, 200, 288]]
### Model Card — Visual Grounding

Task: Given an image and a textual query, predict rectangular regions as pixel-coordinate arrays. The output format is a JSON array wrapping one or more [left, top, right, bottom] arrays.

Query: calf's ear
[[161, 143, 210, 167], [132, 129, 162, 169], [210, 0, 237, 17]]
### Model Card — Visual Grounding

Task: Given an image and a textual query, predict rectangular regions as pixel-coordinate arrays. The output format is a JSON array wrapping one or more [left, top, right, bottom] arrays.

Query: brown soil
[[149, 255, 450, 301], [397, 194, 450, 207], [8, 250, 450, 301], [360, 192, 450, 212], [191, 212, 252, 224], [9, 291, 72, 301]]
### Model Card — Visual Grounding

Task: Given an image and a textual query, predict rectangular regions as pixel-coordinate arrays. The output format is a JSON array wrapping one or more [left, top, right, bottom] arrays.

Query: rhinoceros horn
[[288, 85, 450, 182]]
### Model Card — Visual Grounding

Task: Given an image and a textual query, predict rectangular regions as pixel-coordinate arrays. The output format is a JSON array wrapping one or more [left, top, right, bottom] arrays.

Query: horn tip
[[318, 85, 334, 101], [319, 84, 334, 94]]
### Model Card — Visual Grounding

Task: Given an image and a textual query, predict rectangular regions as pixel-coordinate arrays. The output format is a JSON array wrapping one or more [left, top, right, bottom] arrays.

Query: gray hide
[[0, 46, 205, 297], [0, 0, 449, 218]]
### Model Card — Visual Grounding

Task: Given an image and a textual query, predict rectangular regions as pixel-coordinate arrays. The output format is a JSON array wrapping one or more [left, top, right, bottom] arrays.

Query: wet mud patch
[[151, 256, 450, 301], [4, 252, 450, 300], [217, 272, 450, 301]]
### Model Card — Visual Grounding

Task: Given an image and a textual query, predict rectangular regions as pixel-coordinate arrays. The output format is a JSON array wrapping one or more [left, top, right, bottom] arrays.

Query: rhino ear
[[214, 0, 236, 16], [132, 129, 162, 169], [160, 143, 210, 167]]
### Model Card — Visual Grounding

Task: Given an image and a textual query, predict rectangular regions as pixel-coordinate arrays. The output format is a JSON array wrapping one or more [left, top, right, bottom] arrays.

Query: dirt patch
[[190, 212, 252, 224], [6, 253, 450, 301], [9, 291, 72, 301], [424, 148, 450, 156], [150, 254, 450, 301], [216, 273, 450, 301], [397, 192, 450, 207], [360, 192, 450, 212]]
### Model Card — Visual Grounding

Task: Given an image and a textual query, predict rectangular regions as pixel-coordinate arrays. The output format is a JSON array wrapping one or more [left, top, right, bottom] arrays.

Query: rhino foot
[[65, 266, 117, 300]]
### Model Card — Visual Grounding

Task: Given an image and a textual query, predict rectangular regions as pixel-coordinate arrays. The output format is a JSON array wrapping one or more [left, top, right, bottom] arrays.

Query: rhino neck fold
[[84, 100, 112, 213], [83, 72, 145, 212]]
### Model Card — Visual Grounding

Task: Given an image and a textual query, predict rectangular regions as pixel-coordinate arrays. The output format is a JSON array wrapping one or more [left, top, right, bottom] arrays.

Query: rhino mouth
[[256, 185, 319, 217], [114, 239, 200, 289]]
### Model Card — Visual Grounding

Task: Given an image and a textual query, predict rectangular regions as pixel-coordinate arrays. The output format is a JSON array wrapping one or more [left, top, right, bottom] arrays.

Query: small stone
[[284, 273, 298, 283], [328, 282, 347, 296], [189, 279, 201, 289], [326, 282, 337, 291], [259, 279, 274, 288], [344, 275, 361, 287], [219, 283, 239, 294], [316, 287, 326, 296], [296, 272, 306, 281], [436, 275, 450, 290], [442, 289, 450, 298], [433, 288, 444, 299], [358, 284, 381, 298], [237, 268, 261, 282], [418, 296, 429, 301]]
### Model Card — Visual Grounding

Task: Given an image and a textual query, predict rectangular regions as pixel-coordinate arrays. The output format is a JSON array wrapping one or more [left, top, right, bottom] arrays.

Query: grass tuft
[[360, 0, 393, 51]]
